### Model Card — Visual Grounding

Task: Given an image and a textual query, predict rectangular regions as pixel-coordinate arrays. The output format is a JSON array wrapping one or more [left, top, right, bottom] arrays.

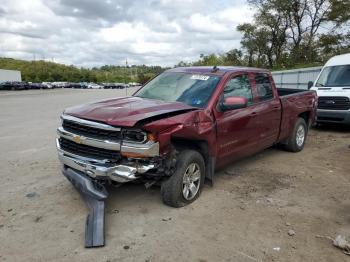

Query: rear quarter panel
[[278, 91, 317, 143]]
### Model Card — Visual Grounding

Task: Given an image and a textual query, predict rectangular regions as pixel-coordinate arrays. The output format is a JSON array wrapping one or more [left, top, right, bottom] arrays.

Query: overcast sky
[[0, 0, 253, 67]]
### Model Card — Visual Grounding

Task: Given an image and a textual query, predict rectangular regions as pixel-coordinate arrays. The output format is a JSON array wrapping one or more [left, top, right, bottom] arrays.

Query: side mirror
[[307, 81, 314, 89], [220, 96, 248, 111]]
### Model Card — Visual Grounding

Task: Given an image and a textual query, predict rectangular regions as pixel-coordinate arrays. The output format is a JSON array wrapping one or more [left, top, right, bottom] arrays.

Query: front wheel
[[285, 117, 308, 152], [161, 150, 205, 207]]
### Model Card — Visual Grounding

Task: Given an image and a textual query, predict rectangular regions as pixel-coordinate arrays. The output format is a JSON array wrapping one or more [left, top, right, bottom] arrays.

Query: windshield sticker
[[190, 75, 210, 81]]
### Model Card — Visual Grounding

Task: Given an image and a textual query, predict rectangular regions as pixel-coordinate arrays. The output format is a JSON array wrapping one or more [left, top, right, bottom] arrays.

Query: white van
[[310, 53, 350, 124]]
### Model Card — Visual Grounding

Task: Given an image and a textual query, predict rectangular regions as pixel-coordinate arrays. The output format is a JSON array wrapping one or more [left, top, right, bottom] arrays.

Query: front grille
[[59, 137, 121, 161], [63, 120, 122, 141], [318, 96, 350, 110]]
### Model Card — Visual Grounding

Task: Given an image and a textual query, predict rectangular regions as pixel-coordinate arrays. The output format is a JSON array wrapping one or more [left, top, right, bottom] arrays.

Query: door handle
[[250, 112, 258, 116]]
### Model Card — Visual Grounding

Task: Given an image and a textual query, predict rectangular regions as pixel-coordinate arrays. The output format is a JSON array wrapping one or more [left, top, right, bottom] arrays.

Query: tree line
[[0, 58, 165, 84], [178, 0, 350, 69]]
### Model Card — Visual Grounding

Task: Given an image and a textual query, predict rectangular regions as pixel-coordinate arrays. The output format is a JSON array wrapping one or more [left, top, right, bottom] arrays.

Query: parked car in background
[[64, 82, 73, 88], [79, 82, 88, 89], [101, 83, 115, 89], [68, 82, 81, 89], [42, 82, 53, 89], [28, 83, 45, 89], [101, 82, 128, 89], [87, 82, 102, 89], [310, 53, 350, 125], [0, 81, 28, 90], [128, 82, 141, 87], [0, 81, 11, 90], [52, 82, 68, 88], [114, 83, 127, 89]]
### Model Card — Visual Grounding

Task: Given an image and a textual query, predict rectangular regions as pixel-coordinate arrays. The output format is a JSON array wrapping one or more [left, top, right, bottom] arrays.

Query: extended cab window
[[223, 74, 253, 104], [255, 73, 274, 101]]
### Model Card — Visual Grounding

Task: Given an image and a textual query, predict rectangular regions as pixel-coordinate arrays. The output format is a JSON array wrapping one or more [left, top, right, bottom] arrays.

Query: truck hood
[[64, 96, 196, 127]]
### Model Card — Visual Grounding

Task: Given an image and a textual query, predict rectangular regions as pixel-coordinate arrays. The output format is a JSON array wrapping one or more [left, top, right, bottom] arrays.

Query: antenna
[[125, 58, 128, 97]]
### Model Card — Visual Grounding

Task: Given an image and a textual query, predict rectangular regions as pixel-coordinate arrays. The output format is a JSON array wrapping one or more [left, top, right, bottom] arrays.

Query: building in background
[[0, 69, 22, 83], [272, 67, 322, 90]]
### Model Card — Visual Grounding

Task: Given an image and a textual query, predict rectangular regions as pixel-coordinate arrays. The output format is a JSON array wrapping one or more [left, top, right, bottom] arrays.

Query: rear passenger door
[[252, 73, 281, 149]]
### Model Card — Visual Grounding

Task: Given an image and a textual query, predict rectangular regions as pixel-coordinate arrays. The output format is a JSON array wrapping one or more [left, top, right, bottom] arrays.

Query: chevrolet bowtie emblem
[[73, 135, 82, 144]]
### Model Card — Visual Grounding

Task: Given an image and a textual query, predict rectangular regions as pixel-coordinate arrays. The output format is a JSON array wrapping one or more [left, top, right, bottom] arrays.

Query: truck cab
[[310, 53, 350, 124]]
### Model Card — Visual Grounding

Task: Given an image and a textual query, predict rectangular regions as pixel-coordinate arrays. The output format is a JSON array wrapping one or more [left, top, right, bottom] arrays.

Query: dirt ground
[[0, 89, 349, 262]]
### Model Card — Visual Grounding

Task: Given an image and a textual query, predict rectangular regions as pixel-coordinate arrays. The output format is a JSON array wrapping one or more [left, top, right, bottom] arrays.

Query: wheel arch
[[171, 138, 215, 186], [298, 111, 311, 126]]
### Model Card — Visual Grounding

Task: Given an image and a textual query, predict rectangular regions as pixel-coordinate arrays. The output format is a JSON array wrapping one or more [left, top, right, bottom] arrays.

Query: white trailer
[[272, 66, 322, 90], [0, 69, 22, 83]]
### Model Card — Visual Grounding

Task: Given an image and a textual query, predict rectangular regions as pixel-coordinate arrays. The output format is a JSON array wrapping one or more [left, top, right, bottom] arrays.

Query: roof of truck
[[166, 66, 270, 76], [325, 53, 350, 67]]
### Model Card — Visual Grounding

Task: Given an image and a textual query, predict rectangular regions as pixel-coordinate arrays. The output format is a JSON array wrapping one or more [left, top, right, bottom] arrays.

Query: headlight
[[122, 129, 147, 143]]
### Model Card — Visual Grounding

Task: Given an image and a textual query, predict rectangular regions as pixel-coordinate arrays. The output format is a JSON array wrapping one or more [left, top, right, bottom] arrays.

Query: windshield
[[134, 72, 221, 108], [316, 65, 350, 87]]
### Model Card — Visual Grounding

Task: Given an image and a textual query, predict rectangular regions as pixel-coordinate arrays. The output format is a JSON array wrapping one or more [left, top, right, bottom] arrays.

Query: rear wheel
[[161, 150, 205, 207], [285, 117, 308, 152]]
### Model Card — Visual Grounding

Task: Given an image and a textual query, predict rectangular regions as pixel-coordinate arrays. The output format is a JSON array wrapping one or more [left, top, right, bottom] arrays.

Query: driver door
[[214, 73, 259, 167]]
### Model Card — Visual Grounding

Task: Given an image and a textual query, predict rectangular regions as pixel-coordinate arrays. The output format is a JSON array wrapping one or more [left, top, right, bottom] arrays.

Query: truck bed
[[277, 88, 317, 143], [277, 88, 310, 97]]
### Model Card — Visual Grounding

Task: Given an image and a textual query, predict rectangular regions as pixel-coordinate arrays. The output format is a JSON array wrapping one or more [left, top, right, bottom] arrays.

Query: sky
[[0, 0, 253, 67]]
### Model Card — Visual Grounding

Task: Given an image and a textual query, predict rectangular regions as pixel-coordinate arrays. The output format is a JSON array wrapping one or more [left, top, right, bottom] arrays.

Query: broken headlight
[[122, 129, 147, 143]]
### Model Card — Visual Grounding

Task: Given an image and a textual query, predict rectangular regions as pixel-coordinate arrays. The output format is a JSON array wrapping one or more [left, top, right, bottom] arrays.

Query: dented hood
[[64, 96, 196, 127]]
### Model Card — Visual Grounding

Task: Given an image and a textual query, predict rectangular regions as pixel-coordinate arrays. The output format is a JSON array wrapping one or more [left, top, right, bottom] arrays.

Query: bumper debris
[[62, 167, 108, 247]]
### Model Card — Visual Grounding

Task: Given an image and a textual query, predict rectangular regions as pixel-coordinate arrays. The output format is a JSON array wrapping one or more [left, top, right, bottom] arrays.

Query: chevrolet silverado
[[56, 66, 317, 247]]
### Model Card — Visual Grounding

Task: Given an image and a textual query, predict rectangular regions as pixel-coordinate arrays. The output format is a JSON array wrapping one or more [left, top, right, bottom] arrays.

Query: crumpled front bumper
[[56, 139, 156, 183], [62, 167, 108, 247], [57, 115, 161, 247]]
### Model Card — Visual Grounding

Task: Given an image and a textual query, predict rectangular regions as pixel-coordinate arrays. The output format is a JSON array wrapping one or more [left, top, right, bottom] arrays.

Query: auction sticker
[[190, 75, 210, 81]]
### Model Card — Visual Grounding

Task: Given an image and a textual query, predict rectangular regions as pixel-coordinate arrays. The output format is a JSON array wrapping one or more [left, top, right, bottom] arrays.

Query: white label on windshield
[[190, 74, 210, 81]]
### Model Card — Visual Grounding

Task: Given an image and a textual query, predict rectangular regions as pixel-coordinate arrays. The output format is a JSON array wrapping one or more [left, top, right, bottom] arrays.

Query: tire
[[285, 117, 308, 152], [161, 150, 205, 208]]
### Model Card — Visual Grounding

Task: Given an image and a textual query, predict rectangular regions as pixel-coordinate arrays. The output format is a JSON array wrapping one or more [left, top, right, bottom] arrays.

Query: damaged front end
[[56, 106, 214, 247], [56, 114, 164, 247]]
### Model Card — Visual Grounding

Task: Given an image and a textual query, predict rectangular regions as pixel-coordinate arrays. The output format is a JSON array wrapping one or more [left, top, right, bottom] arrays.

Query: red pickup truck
[[56, 66, 317, 246]]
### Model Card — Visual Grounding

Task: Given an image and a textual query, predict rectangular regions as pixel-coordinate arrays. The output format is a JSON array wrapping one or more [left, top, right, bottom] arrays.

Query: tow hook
[[62, 168, 108, 247]]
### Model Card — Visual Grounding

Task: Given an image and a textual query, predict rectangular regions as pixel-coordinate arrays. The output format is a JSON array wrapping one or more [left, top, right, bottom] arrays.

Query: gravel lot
[[0, 89, 349, 262]]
